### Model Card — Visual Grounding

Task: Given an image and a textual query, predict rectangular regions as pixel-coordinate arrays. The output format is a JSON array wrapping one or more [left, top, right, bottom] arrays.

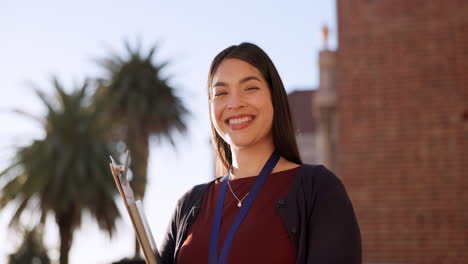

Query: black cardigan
[[159, 164, 362, 264]]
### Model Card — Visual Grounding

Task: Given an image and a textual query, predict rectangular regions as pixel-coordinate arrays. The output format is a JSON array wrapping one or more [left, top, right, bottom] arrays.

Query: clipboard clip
[[109, 150, 131, 185]]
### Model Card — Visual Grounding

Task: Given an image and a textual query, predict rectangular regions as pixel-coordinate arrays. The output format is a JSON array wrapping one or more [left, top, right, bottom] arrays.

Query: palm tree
[[0, 79, 121, 264], [93, 41, 188, 257], [93, 41, 188, 204], [8, 227, 51, 264]]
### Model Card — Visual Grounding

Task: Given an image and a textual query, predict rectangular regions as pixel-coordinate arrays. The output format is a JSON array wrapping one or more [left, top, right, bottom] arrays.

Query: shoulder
[[293, 164, 356, 219], [176, 178, 219, 211], [295, 164, 346, 196], [297, 164, 341, 184]]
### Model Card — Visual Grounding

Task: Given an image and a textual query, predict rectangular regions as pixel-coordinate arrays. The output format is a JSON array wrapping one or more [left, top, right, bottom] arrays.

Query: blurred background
[[0, 0, 466, 264]]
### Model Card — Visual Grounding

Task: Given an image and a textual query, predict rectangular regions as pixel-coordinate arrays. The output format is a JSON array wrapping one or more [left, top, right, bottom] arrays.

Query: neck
[[230, 140, 275, 179]]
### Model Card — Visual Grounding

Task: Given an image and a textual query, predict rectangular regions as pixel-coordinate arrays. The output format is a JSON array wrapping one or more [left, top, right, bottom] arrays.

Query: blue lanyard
[[208, 151, 280, 264]]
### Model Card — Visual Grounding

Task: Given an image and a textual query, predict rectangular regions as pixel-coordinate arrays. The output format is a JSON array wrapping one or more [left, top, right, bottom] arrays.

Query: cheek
[[255, 95, 274, 122]]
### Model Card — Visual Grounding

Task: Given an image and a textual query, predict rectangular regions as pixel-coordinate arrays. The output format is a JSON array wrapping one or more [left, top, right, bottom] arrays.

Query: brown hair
[[208, 42, 302, 175]]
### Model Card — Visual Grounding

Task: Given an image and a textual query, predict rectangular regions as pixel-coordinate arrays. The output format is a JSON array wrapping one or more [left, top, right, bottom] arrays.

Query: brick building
[[336, 0, 468, 263]]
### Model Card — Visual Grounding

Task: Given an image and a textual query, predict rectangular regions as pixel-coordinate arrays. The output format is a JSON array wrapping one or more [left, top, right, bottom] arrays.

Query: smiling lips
[[225, 115, 255, 130]]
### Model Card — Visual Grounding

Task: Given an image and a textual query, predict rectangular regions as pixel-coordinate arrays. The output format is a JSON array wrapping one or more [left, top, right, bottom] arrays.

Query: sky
[[0, 1, 337, 263]]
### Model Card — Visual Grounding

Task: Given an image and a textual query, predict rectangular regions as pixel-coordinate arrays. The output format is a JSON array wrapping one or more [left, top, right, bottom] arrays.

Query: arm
[[158, 182, 208, 264], [307, 166, 362, 264], [159, 199, 181, 264]]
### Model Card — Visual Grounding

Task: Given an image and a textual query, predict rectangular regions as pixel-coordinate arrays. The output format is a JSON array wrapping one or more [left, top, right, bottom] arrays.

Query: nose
[[226, 92, 246, 110]]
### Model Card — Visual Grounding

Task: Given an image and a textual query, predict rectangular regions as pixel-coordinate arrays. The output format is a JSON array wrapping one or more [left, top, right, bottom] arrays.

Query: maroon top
[[177, 167, 298, 264]]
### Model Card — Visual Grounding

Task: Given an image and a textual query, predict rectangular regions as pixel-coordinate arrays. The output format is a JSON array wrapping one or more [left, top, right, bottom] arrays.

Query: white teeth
[[228, 116, 253, 124]]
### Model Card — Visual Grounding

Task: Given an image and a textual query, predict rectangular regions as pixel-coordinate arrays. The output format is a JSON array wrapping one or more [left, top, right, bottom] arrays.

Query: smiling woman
[[158, 43, 361, 264], [210, 59, 275, 157], [207, 44, 302, 177]]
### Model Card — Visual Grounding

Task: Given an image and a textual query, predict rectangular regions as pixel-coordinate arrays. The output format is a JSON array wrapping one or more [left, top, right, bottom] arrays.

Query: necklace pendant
[[237, 201, 242, 207]]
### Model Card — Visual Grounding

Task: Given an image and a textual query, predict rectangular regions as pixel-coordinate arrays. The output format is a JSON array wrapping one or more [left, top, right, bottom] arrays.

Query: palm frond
[[33, 89, 55, 115], [11, 109, 43, 123], [8, 196, 31, 228], [146, 45, 156, 62]]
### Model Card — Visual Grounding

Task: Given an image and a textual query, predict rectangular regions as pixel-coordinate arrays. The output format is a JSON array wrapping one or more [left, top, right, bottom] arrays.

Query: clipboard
[[109, 151, 161, 264]]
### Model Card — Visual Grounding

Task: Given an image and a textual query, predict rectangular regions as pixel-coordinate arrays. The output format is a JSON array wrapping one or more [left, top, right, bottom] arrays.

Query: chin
[[226, 135, 271, 151], [226, 139, 256, 149]]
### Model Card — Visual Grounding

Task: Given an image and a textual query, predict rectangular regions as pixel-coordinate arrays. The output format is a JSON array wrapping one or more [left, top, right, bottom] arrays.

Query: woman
[[159, 43, 361, 264]]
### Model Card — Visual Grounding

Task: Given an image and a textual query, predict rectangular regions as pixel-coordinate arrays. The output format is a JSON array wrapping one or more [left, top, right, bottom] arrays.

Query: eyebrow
[[212, 76, 262, 88]]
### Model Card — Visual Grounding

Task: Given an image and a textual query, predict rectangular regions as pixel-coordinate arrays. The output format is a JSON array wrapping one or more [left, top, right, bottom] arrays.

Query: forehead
[[212, 58, 264, 84]]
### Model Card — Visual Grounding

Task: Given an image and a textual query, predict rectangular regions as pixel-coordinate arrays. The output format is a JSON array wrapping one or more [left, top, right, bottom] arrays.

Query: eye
[[245, 86, 259, 91], [214, 91, 227, 97]]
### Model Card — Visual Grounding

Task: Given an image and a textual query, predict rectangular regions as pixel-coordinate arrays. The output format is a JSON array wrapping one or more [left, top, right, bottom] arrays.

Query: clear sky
[[0, 1, 337, 263]]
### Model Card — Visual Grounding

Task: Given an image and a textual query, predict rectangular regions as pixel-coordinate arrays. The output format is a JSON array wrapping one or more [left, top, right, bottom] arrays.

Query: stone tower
[[313, 25, 338, 173]]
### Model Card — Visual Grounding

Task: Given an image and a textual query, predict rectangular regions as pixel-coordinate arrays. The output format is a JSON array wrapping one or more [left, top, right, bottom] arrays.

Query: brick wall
[[336, 0, 468, 263]]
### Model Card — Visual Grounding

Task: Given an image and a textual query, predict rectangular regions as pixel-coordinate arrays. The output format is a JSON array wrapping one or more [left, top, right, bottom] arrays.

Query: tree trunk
[[126, 129, 149, 199], [57, 214, 74, 264], [125, 128, 149, 258]]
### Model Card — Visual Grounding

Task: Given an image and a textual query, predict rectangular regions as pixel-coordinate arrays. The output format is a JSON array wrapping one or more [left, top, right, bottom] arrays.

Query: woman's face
[[210, 58, 274, 150]]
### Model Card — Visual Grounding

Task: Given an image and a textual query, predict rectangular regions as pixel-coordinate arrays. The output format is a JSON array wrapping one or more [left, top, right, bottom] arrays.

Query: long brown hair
[[208, 42, 302, 175]]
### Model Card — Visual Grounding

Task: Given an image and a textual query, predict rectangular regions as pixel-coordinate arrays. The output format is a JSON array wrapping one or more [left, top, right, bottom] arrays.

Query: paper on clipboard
[[109, 151, 161, 264]]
